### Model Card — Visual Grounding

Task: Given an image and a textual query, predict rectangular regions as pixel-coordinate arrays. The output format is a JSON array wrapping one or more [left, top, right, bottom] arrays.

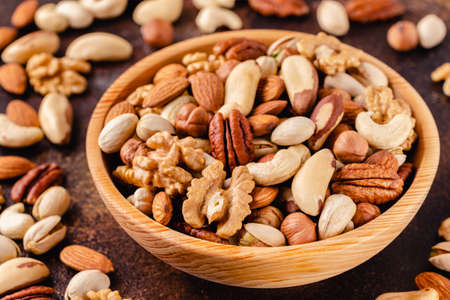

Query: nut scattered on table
[[431, 62, 450, 97], [60, 245, 114, 274], [248, 0, 309, 18], [387, 21, 419, 52], [141, 19, 174, 48], [0, 257, 50, 295]]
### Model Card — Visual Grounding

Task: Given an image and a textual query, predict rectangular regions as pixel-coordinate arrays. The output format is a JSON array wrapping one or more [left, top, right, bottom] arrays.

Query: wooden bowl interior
[[86, 30, 440, 288]]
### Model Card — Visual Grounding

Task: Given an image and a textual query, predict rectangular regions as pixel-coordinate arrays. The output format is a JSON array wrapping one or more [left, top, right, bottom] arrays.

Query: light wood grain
[[86, 30, 440, 288]]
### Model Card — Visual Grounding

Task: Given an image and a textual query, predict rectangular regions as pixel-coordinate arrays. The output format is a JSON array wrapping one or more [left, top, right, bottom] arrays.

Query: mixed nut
[[99, 33, 418, 247]]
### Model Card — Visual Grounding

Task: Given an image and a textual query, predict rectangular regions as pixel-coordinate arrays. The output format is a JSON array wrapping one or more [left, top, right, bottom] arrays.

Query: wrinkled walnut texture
[[182, 161, 255, 238], [26, 53, 90, 96]]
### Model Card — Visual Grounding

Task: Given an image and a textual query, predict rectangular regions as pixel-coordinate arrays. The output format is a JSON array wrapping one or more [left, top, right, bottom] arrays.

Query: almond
[[104, 101, 136, 125], [250, 187, 279, 209], [60, 245, 114, 274], [252, 100, 288, 115], [153, 63, 187, 85], [143, 77, 189, 108], [257, 75, 285, 102], [0, 64, 27, 95], [11, 0, 39, 29], [0, 156, 35, 180], [189, 71, 224, 112], [415, 272, 450, 300], [248, 114, 280, 137], [6, 100, 39, 127], [0, 27, 18, 51]]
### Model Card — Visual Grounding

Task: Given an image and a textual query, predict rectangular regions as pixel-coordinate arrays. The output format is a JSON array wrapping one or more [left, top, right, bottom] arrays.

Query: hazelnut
[[141, 19, 174, 48], [352, 202, 381, 227], [249, 206, 283, 229], [280, 212, 317, 245], [387, 21, 419, 52], [332, 130, 369, 163], [175, 103, 210, 137]]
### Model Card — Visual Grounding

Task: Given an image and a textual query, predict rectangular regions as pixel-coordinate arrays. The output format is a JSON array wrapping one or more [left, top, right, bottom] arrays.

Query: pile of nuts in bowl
[[98, 32, 416, 247]]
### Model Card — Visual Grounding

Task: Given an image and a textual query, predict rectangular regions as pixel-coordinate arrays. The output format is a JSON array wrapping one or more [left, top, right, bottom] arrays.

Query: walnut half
[[26, 53, 90, 96], [182, 161, 255, 239]]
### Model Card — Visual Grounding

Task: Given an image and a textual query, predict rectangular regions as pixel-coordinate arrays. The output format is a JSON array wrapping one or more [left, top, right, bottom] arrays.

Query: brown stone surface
[[0, 0, 448, 299]]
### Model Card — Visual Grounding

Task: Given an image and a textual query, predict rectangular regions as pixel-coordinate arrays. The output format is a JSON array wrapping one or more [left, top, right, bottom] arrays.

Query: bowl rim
[[86, 29, 440, 287]]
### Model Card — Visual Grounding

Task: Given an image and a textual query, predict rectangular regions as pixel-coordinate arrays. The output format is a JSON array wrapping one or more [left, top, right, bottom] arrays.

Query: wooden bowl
[[86, 30, 440, 288]]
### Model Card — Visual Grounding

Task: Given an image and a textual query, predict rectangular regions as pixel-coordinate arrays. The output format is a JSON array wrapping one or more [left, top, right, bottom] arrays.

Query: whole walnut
[[175, 103, 210, 137]]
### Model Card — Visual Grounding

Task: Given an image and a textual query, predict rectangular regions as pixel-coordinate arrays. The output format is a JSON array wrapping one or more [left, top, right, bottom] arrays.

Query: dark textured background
[[0, 0, 448, 299]]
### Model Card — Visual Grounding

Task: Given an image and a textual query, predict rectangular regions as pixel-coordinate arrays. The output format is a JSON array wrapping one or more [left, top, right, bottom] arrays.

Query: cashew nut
[[34, 4, 69, 33], [246, 144, 310, 186], [195, 6, 243, 33], [56, 1, 94, 29], [218, 60, 261, 118], [355, 62, 388, 87], [66, 32, 133, 62], [133, 0, 183, 25], [355, 112, 414, 149], [193, 0, 235, 9], [80, 0, 128, 19], [324, 72, 365, 97], [0, 114, 44, 148], [0, 203, 35, 239]]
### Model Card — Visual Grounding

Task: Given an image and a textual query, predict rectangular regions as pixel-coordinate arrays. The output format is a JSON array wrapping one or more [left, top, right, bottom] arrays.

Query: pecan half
[[209, 110, 254, 172], [345, 0, 405, 23], [0, 286, 53, 300], [11, 163, 63, 204], [229, 109, 254, 165], [365, 150, 399, 171], [249, 0, 310, 18], [332, 162, 404, 204], [213, 38, 267, 61], [209, 112, 227, 167], [398, 162, 413, 182], [176, 222, 229, 244]]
